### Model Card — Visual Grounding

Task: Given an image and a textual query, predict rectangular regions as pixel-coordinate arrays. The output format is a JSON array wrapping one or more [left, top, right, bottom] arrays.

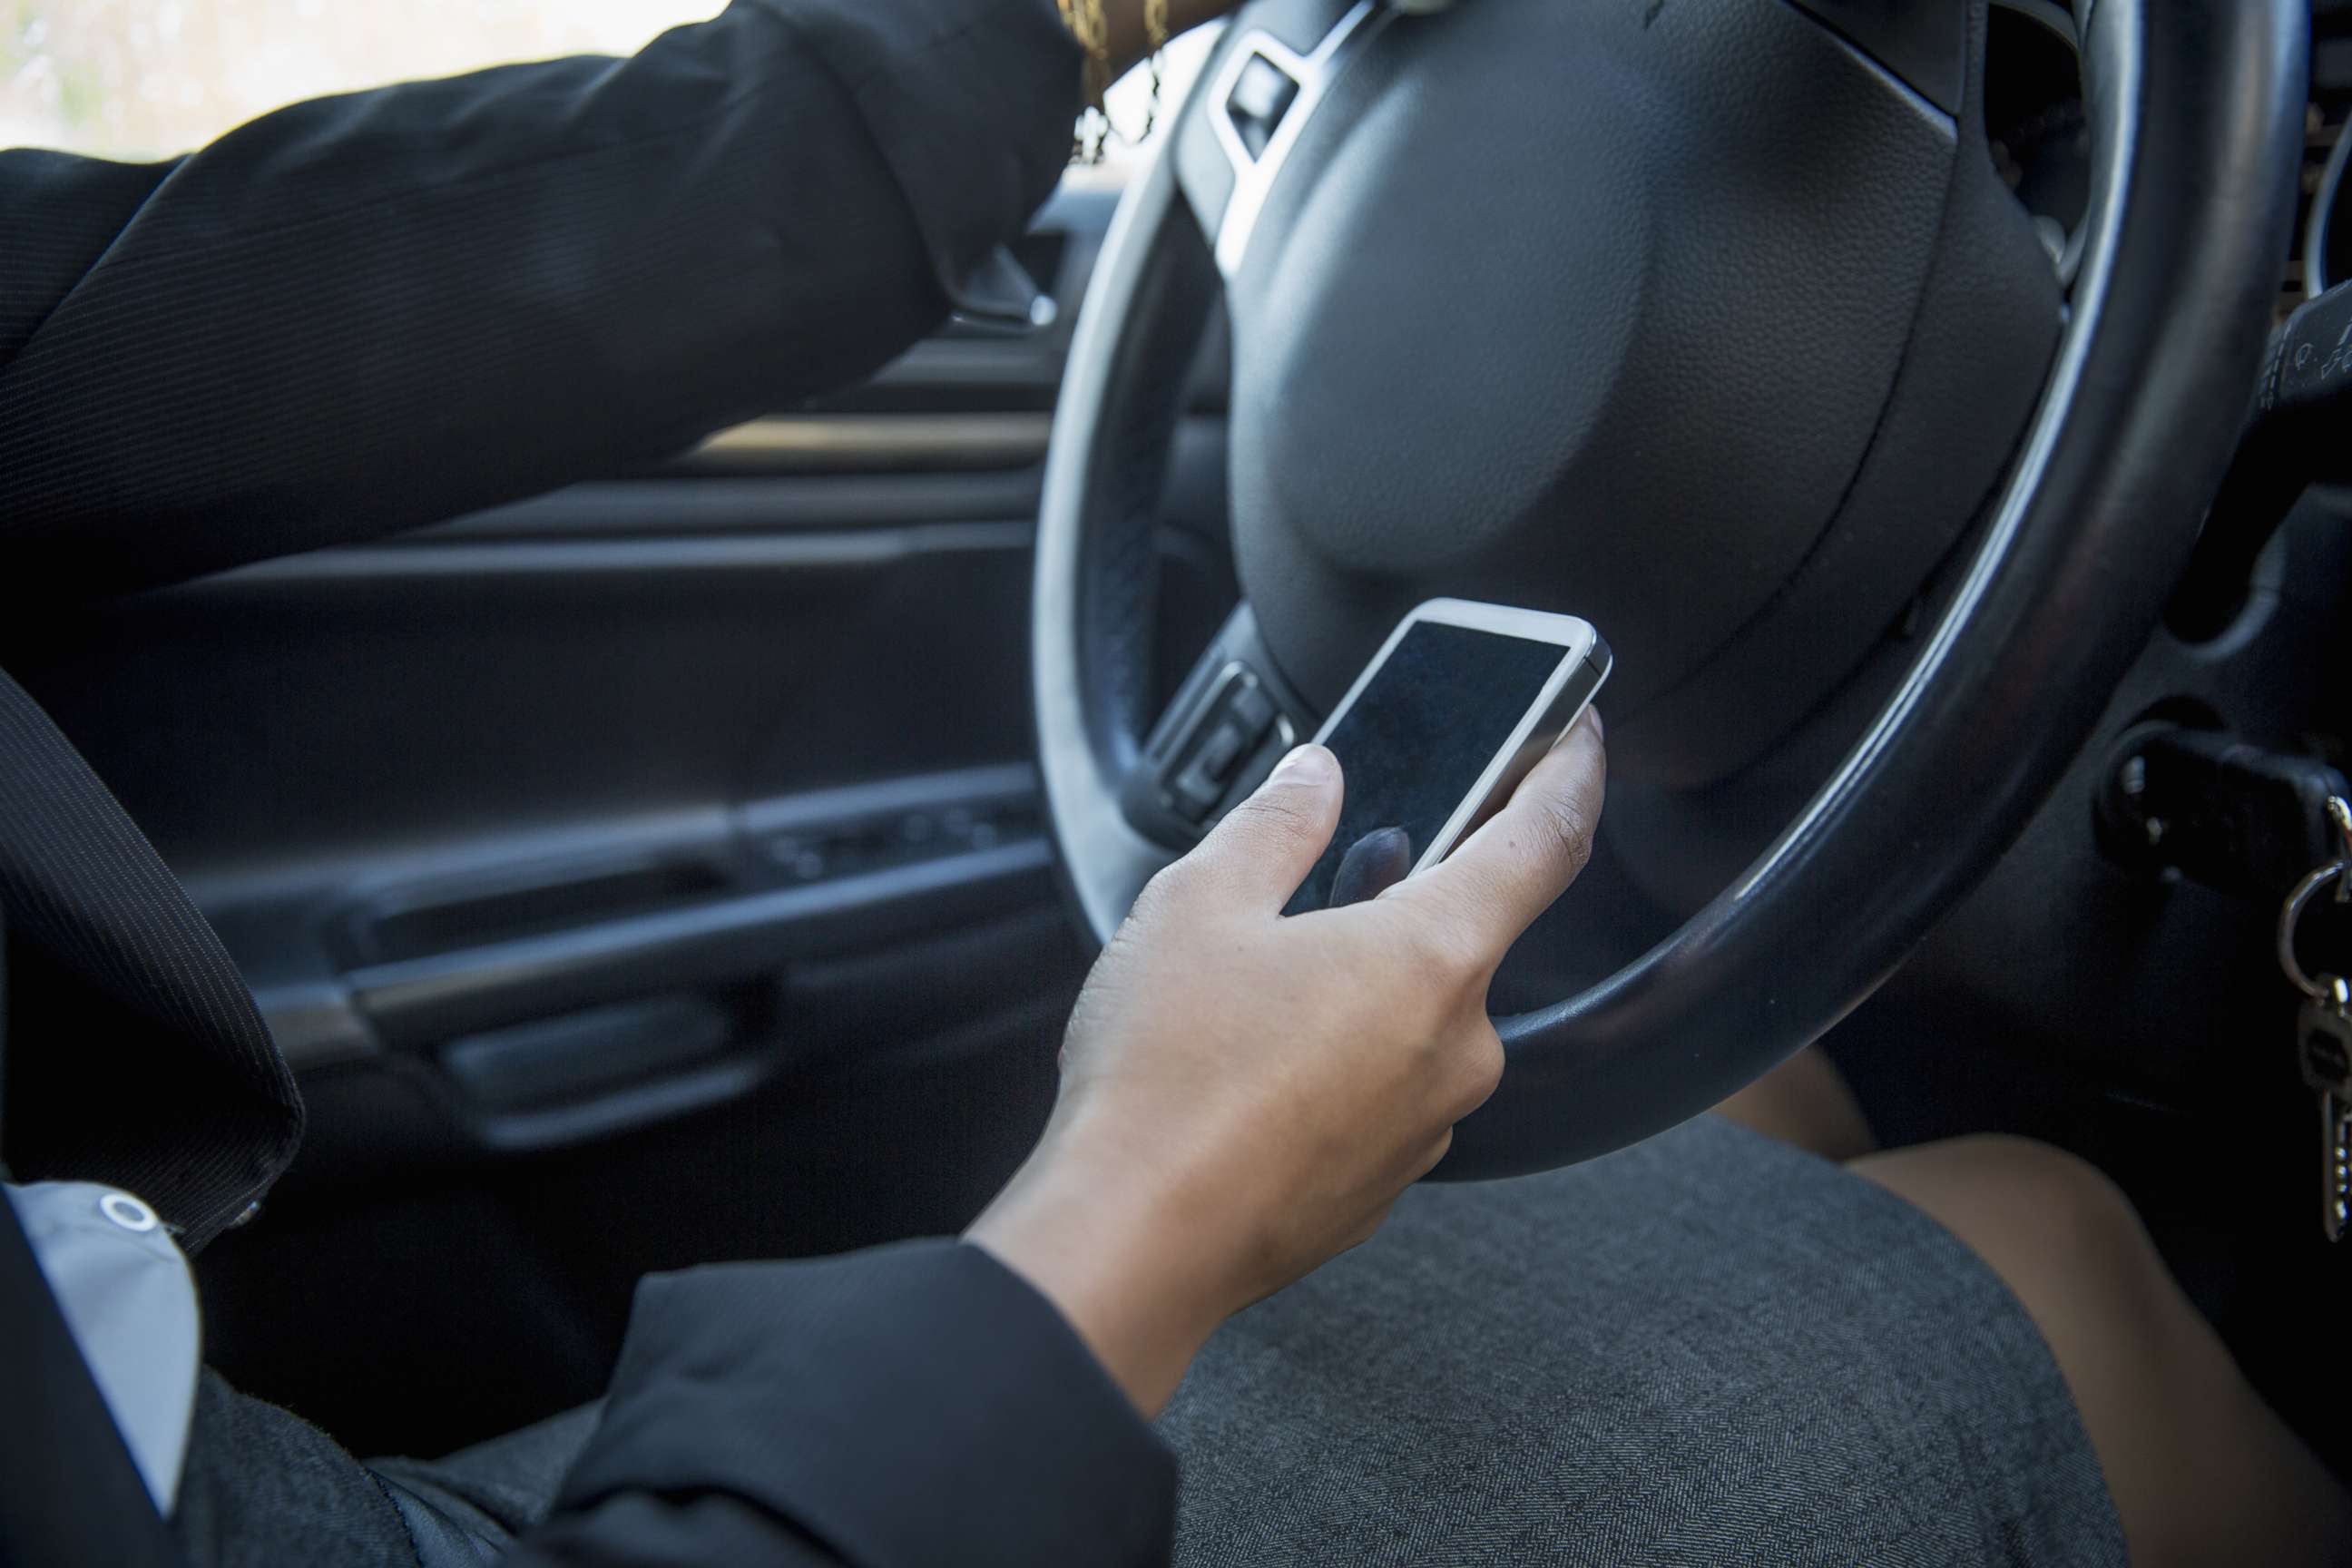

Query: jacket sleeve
[[0, 0, 1080, 606], [502, 1241, 1179, 1568]]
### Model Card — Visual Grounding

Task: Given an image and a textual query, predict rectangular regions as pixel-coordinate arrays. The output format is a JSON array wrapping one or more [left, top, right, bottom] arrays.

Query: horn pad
[[1218, 0, 2058, 784]]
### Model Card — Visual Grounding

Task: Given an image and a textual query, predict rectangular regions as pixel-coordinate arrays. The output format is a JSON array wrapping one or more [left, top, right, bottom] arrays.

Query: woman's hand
[[967, 717, 1606, 1414]]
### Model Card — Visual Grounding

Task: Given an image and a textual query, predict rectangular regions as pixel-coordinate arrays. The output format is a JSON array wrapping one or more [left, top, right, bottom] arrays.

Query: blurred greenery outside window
[[2, 0, 1211, 181]]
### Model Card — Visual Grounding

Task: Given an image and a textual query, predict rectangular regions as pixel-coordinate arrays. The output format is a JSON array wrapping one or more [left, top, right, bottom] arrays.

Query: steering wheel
[[1034, 0, 2305, 1179]]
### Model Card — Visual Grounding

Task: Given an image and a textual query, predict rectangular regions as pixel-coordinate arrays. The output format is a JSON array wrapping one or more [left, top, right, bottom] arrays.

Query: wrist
[[966, 1125, 1240, 1415]]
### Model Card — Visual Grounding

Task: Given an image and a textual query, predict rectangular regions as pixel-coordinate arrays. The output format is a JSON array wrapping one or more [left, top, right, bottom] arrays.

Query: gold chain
[[1057, 0, 1169, 165], [1055, 0, 1111, 162], [1055, 0, 1112, 103], [1134, 0, 1170, 143]]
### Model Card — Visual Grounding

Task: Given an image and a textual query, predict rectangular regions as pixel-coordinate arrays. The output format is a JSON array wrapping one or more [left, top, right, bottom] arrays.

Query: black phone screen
[[1294, 621, 1572, 911]]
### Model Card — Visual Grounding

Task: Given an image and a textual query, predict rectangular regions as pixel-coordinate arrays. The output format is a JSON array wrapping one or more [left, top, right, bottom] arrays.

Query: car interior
[[10, 0, 2352, 1499]]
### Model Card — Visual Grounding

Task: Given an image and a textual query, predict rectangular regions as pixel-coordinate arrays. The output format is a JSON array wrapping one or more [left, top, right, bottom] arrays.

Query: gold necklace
[[1058, 0, 1170, 165]]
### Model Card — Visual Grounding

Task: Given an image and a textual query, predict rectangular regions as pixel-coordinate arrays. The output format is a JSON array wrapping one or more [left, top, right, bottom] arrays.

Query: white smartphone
[[1295, 598, 1611, 911]]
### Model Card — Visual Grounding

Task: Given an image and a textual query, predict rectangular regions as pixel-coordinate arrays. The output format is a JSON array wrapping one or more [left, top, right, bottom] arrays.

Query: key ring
[[2278, 797, 2352, 999], [2282, 863, 2347, 999]]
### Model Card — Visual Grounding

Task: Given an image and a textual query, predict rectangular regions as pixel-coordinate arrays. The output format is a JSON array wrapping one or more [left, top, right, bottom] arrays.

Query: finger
[[1396, 709, 1605, 956], [1328, 825, 1413, 908], [1182, 743, 1344, 910]]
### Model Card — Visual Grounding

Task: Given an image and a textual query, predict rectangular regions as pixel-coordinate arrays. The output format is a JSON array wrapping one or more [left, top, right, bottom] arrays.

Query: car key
[[2278, 800, 2352, 1242], [2297, 977, 2352, 1242]]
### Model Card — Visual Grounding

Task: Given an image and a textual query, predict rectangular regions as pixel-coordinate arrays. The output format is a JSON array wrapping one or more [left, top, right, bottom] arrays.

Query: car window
[[2, 0, 1213, 174]]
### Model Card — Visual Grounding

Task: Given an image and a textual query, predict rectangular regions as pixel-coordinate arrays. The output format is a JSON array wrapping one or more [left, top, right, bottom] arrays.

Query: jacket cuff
[[767, 0, 1083, 307], [560, 1240, 1177, 1568]]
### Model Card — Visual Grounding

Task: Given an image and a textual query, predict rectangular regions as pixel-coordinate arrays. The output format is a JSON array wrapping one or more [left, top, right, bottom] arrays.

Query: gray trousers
[[201, 1117, 2121, 1566]]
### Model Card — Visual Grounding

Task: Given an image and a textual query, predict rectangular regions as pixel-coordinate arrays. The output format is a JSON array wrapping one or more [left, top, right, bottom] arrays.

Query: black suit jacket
[[0, 1, 1180, 1562]]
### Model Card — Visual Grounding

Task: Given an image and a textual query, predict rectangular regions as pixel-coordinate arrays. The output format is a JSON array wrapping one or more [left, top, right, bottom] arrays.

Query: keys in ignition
[[2304, 978, 2352, 1243], [2321, 1095, 2352, 1245], [2297, 976, 2352, 1099], [2276, 800, 2352, 1242]]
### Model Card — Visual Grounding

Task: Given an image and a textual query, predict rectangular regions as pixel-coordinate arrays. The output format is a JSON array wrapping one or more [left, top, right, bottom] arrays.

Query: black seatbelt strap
[[0, 669, 300, 1252], [2, 901, 10, 1166]]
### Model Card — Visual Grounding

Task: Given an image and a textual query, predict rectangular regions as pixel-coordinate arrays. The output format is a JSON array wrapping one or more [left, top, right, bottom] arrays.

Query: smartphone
[[1293, 599, 1611, 912]]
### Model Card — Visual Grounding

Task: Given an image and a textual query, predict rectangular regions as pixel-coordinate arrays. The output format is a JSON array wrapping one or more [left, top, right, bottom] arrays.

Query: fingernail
[[1270, 743, 1335, 784]]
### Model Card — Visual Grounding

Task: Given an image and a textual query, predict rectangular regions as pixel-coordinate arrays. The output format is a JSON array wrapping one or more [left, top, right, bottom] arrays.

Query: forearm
[[968, 1112, 1244, 1416], [0, 0, 1081, 606]]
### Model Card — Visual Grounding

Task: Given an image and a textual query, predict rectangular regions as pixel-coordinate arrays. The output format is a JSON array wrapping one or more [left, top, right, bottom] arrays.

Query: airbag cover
[[1224, 0, 1960, 726]]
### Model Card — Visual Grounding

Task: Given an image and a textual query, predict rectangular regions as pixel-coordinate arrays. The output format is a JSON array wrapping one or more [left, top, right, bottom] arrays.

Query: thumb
[[1184, 743, 1343, 910], [1395, 708, 1605, 957]]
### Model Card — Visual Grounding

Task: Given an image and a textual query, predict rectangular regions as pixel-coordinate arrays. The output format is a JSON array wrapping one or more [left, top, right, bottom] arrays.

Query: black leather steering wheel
[[1035, 0, 2306, 1178]]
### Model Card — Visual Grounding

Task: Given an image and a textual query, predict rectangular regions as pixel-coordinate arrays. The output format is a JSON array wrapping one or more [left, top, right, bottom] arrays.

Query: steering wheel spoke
[[1170, 1, 1391, 278]]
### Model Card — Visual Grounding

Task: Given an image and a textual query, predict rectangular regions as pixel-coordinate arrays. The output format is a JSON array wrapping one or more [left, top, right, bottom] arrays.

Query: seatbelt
[[0, 919, 186, 1568], [0, 673, 304, 1560], [0, 668, 301, 1253]]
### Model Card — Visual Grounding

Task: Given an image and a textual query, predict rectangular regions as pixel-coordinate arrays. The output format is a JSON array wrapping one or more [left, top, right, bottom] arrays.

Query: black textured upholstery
[[0, 670, 299, 1253]]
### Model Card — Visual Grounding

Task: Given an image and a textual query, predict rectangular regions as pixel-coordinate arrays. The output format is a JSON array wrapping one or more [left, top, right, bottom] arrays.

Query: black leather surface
[[1790, 0, 1969, 113], [1616, 0, 2063, 786], [1071, 219, 1226, 778]]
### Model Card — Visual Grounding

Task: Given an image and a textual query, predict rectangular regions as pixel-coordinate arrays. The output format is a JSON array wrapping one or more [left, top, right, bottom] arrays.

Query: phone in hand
[[1294, 598, 1611, 911]]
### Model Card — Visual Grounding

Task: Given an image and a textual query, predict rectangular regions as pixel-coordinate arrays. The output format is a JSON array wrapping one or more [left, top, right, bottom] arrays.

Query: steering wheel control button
[[1226, 54, 1301, 160], [98, 1191, 160, 1233], [1228, 682, 1279, 745], [1171, 721, 1254, 823], [1142, 661, 1299, 828], [1170, 769, 1224, 823], [1193, 720, 1249, 782], [1117, 609, 1311, 847]]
